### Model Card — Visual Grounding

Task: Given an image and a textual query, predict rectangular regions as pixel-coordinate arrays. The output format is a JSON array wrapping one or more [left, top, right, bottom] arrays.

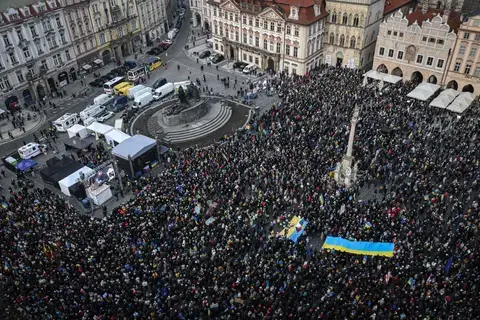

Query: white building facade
[[372, 9, 457, 84], [136, 0, 168, 44], [323, 0, 385, 69], [0, 1, 77, 109], [207, 0, 327, 75]]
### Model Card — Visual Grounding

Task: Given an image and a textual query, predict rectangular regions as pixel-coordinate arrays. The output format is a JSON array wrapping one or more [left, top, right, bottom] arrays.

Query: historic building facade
[[207, 0, 327, 75], [372, 8, 459, 84], [89, 0, 141, 66], [445, 14, 480, 94], [61, 0, 98, 68], [323, 0, 385, 69], [136, 0, 168, 45], [0, 1, 77, 109]]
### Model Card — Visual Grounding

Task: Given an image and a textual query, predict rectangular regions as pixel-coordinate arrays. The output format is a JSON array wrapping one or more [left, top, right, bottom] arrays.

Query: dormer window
[[289, 6, 299, 20], [24, 7, 31, 17], [314, 4, 320, 16], [9, 13, 19, 21]]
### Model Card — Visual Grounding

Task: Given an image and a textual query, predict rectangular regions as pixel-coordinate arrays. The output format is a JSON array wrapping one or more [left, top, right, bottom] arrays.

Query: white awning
[[93, 59, 103, 65], [407, 82, 441, 101], [87, 122, 114, 135], [430, 89, 461, 109], [82, 64, 92, 70], [447, 92, 475, 114]]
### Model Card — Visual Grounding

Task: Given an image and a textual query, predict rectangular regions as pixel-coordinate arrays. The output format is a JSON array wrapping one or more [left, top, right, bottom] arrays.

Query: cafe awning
[[82, 64, 92, 70], [93, 59, 103, 65]]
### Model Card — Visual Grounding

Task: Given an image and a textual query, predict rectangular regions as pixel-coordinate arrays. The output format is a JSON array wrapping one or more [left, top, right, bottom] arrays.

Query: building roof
[[406, 8, 462, 31], [383, 0, 414, 15], [0, 0, 37, 12]]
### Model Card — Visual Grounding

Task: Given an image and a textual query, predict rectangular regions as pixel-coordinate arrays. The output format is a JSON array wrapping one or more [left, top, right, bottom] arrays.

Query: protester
[[1, 66, 479, 319]]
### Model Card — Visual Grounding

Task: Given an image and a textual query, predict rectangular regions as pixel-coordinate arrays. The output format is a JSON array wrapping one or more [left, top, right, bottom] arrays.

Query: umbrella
[[16, 159, 37, 172]]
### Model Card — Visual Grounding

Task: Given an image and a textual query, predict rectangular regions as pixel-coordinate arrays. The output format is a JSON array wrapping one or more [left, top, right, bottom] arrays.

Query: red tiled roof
[[383, 0, 414, 15], [406, 8, 462, 32]]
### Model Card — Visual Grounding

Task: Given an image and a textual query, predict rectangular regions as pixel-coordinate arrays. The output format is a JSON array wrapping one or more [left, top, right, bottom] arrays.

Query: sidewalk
[[0, 113, 45, 141]]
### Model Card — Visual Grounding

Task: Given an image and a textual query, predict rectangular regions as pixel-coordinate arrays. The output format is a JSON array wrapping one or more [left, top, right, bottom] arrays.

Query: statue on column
[[334, 106, 360, 188]]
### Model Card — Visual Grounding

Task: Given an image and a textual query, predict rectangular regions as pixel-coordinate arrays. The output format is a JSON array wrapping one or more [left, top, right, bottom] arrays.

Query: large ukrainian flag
[[276, 216, 308, 243], [322, 236, 394, 257]]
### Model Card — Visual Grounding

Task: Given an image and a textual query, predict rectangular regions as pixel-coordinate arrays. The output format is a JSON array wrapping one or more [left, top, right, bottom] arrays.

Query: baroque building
[[206, 0, 327, 75], [136, 0, 168, 45]]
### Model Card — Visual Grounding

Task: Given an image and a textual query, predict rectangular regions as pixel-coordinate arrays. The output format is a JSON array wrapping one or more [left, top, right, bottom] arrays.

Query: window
[[276, 42, 281, 53], [476, 34, 480, 41], [214, 8, 217, 16], [3, 34, 10, 46], [99, 33, 106, 44], [255, 36, 259, 47], [16, 70, 24, 83], [379, 47, 385, 56], [270, 22, 275, 31], [474, 66, 480, 77], [293, 47, 298, 57], [16, 28, 24, 41], [286, 25, 291, 35], [243, 34, 247, 43], [331, 12, 337, 23], [292, 68, 297, 74], [255, 57, 258, 65], [47, 37, 58, 49], [470, 47, 477, 57], [65, 50, 71, 61], [428, 38, 435, 43], [229, 13, 232, 21], [387, 30, 392, 35], [263, 39, 268, 50], [459, 45, 466, 55], [249, 35, 253, 45], [270, 42, 273, 52], [294, 27, 299, 36], [255, 18, 259, 27], [60, 32, 67, 44], [215, 43, 218, 50], [28, 67, 35, 77], [285, 44, 290, 55], [249, 17, 253, 26], [463, 32, 470, 39], [29, 25, 37, 37], [9, 52, 18, 65], [249, 55, 252, 62], [242, 15, 246, 24], [399, 32, 404, 37], [437, 39, 444, 45], [426, 57, 434, 66], [42, 20, 52, 32], [330, 33, 334, 45], [264, 20, 268, 29], [422, 36, 427, 42], [224, 11, 227, 19], [23, 48, 31, 59], [56, 16, 62, 28], [0, 76, 12, 90], [397, 51, 403, 60], [434, 59, 443, 69], [235, 31, 239, 41], [53, 53, 63, 66], [388, 49, 394, 57], [277, 23, 281, 32], [36, 42, 43, 54], [342, 13, 347, 24], [454, 62, 461, 72], [416, 54, 423, 64], [465, 63, 472, 74], [243, 53, 247, 61], [353, 15, 359, 27], [340, 35, 345, 46], [393, 31, 397, 36], [350, 36, 356, 48], [234, 14, 238, 22], [219, 25, 223, 36]]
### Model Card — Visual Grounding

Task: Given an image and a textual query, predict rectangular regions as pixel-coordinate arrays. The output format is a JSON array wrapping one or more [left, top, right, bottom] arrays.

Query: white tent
[[447, 92, 475, 114], [87, 122, 113, 140], [407, 82, 441, 101], [363, 70, 402, 86], [430, 89, 461, 109], [105, 129, 131, 146], [383, 74, 402, 84], [67, 124, 89, 139], [363, 70, 384, 81], [58, 166, 95, 197]]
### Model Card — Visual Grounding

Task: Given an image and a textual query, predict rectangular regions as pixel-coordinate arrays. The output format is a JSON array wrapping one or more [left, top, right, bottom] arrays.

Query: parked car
[[109, 96, 128, 112], [112, 67, 128, 76], [237, 62, 248, 72], [106, 72, 117, 79], [147, 47, 162, 55], [159, 42, 170, 50], [211, 54, 224, 64], [96, 111, 115, 122], [99, 75, 111, 83], [89, 79, 104, 87], [152, 77, 168, 89], [123, 61, 137, 70], [162, 39, 173, 45], [199, 50, 211, 59]]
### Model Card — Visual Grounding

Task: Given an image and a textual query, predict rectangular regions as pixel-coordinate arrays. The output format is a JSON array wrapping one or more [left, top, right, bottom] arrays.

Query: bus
[[127, 67, 146, 82], [103, 77, 124, 94], [113, 82, 132, 95], [145, 56, 163, 72]]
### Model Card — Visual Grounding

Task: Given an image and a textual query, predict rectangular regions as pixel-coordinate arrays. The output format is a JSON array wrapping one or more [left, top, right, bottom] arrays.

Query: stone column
[[346, 106, 359, 157]]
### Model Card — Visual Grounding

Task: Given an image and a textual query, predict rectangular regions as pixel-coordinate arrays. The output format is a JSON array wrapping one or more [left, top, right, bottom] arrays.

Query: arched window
[[339, 34, 345, 46], [350, 36, 356, 48], [329, 33, 334, 44], [353, 15, 359, 27], [343, 13, 348, 24], [331, 12, 337, 23]]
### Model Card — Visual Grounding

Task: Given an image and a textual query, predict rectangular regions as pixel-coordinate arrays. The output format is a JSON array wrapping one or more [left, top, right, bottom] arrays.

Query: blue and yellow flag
[[322, 236, 394, 257]]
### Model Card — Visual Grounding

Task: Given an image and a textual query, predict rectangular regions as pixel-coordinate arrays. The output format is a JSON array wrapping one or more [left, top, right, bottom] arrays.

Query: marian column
[[334, 106, 359, 188]]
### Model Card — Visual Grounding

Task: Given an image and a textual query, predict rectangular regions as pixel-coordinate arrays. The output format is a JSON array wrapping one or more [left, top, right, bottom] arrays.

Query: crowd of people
[[1, 66, 479, 319]]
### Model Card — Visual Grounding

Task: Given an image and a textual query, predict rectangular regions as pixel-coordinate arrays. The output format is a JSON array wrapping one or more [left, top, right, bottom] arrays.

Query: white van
[[93, 93, 113, 106], [53, 113, 80, 132], [153, 82, 174, 100], [132, 87, 152, 100], [243, 64, 258, 74], [80, 104, 106, 122], [173, 81, 192, 92], [18, 142, 47, 159], [167, 28, 178, 40], [114, 118, 124, 132], [132, 92, 153, 109], [127, 85, 146, 99], [83, 117, 97, 127]]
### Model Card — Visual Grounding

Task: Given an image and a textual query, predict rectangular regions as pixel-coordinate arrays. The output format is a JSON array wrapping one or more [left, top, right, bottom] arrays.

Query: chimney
[[421, 0, 428, 14], [443, 8, 450, 24], [408, 7, 413, 14]]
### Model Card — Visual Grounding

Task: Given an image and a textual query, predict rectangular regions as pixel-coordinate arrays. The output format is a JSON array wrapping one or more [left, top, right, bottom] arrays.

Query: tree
[[178, 86, 187, 104]]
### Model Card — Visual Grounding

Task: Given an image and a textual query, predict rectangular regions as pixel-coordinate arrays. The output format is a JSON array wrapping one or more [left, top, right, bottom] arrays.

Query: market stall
[[105, 129, 131, 147], [67, 124, 89, 139]]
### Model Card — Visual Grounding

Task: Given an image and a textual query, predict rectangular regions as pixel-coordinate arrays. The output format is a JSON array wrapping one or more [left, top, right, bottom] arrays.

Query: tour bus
[[52, 113, 80, 132], [113, 82, 132, 95], [127, 67, 146, 82], [103, 77, 125, 94], [18, 142, 47, 159], [80, 104, 106, 122], [145, 56, 163, 72]]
